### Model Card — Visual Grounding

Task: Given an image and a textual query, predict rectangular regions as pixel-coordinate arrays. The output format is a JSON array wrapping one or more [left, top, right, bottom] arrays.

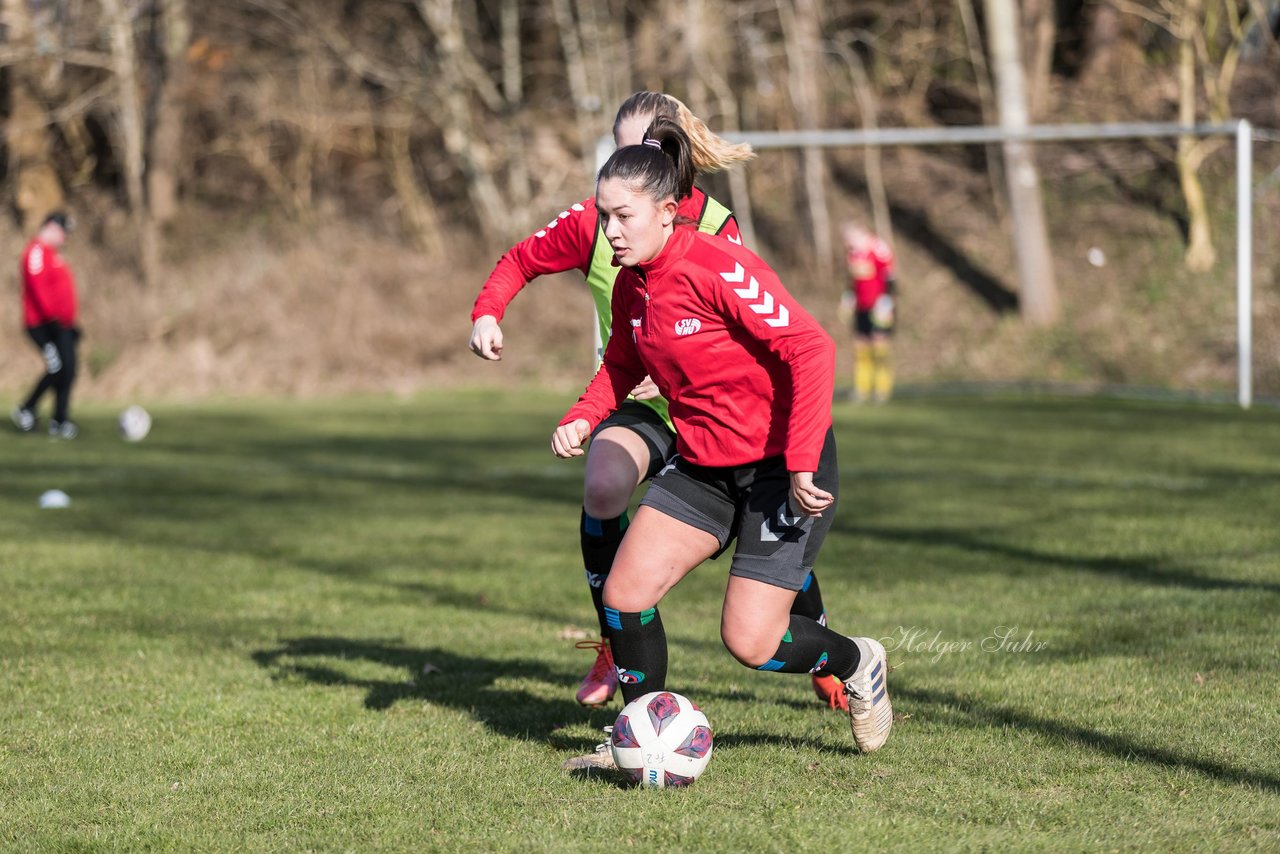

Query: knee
[[583, 467, 636, 519], [601, 581, 655, 615], [720, 624, 778, 670]]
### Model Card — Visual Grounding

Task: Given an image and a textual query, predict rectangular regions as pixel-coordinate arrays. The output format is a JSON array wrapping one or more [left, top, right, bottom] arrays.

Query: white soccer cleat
[[11, 406, 35, 433], [48, 420, 78, 440], [560, 725, 617, 771], [843, 636, 892, 753]]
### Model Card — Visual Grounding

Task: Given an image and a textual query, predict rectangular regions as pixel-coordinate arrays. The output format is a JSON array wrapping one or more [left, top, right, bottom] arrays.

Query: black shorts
[[26, 322, 79, 377], [853, 310, 893, 337], [639, 428, 839, 591], [590, 400, 676, 482]]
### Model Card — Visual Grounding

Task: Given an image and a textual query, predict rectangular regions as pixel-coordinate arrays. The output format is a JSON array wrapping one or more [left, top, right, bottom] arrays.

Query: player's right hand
[[552, 420, 591, 458], [469, 315, 504, 360]]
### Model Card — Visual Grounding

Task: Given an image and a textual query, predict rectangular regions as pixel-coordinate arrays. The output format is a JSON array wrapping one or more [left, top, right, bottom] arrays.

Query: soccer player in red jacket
[[11, 212, 81, 439], [471, 93, 845, 711], [553, 119, 893, 761], [841, 222, 897, 403]]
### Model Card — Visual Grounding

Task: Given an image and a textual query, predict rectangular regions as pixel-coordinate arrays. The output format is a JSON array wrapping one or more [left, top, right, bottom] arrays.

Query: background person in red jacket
[[839, 222, 898, 404], [12, 212, 81, 439], [553, 119, 893, 761]]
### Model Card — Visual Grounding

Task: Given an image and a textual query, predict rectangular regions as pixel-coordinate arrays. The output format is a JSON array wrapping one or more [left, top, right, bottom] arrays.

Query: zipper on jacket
[[637, 269, 652, 337]]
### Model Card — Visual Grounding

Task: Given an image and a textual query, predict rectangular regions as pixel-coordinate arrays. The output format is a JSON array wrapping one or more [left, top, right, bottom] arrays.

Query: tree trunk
[[985, 0, 1060, 326], [103, 0, 159, 285], [379, 100, 444, 256], [698, 3, 757, 247], [956, 0, 1009, 223], [415, 0, 509, 244], [148, 0, 191, 227], [499, 0, 531, 230], [550, 0, 596, 176], [1177, 0, 1217, 272], [780, 0, 833, 278], [833, 42, 893, 247], [3, 0, 65, 233], [1021, 0, 1056, 119], [1081, 0, 1122, 84]]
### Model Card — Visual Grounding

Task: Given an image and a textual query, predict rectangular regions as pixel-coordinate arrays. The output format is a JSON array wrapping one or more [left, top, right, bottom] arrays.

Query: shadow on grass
[[252, 636, 857, 790], [848, 524, 1280, 596], [899, 685, 1280, 793], [253, 635, 603, 752]]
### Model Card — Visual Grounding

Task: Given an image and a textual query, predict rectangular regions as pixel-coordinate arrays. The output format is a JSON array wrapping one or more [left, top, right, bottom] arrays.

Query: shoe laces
[[594, 725, 614, 754], [576, 640, 613, 680]]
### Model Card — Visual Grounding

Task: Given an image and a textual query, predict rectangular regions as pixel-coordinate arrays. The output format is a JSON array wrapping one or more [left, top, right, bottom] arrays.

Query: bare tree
[[1118, 0, 1260, 271], [148, 0, 192, 227], [102, 0, 159, 284], [780, 0, 833, 276], [3, 0, 66, 232], [415, 0, 510, 243], [955, 0, 1009, 222], [1081, 0, 1124, 84], [549, 0, 597, 176], [830, 40, 893, 247], [985, 0, 1060, 326], [696, 0, 758, 247], [1021, 0, 1056, 119], [1176, 0, 1218, 272]]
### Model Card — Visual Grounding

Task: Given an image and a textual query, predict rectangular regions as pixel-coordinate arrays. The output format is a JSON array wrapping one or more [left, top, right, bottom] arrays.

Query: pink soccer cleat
[[575, 639, 618, 707]]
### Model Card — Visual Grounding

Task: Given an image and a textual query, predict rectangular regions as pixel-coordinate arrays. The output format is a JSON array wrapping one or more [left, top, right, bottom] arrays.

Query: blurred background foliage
[[1, 0, 1277, 400]]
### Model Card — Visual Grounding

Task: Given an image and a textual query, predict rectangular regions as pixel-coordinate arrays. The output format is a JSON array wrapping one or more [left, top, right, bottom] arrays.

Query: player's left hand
[[552, 419, 592, 458], [789, 472, 834, 517], [629, 375, 660, 400]]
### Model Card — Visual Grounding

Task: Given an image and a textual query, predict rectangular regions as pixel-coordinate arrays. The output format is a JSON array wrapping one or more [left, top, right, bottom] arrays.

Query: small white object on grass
[[1087, 247, 1107, 267], [118, 405, 152, 442], [39, 489, 71, 509]]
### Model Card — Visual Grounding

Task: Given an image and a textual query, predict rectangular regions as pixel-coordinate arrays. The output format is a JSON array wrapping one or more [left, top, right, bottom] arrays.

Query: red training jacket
[[21, 238, 78, 328], [562, 226, 835, 473], [847, 236, 895, 311], [470, 186, 741, 326]]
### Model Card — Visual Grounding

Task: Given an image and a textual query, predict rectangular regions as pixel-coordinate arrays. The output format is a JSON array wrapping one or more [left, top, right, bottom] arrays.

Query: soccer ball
[[610, 691, 713, 788], [118, 405, 152, 442]]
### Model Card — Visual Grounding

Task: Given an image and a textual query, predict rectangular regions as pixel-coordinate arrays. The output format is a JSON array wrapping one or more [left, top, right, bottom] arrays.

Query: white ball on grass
[[610, 691, 713, 788], [118, 405, 152, 442], [39, 489, 71, 509]]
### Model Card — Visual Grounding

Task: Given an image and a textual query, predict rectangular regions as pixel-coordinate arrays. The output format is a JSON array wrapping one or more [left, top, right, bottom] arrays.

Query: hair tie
[[642, 138, 662, 150]]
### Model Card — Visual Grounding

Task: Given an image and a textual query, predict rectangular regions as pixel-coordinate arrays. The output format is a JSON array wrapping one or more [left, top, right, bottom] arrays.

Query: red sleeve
[[710, 257, 835, 472], [561, 279, 648, 430], [470, 199, 597, 324]]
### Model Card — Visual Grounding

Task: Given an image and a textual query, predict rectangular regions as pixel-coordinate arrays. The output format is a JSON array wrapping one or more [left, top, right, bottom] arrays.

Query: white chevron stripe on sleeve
[[719, 262, 745, 284], [749, 292, 775, 314]]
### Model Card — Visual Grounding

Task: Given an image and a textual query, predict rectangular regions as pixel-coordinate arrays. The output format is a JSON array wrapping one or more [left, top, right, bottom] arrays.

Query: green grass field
[[2, 390, 1278, 851]]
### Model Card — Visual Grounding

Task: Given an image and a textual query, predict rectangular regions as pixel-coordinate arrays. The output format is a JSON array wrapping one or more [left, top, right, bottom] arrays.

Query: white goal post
[[594, 120, 1256, 408]]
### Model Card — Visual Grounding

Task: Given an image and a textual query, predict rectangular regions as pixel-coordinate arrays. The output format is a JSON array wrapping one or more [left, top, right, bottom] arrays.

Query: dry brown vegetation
[[2, 0, 1278, 402]]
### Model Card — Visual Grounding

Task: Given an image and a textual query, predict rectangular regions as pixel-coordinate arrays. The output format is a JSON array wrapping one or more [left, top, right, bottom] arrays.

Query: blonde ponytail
[[668, 95, 756, 173], [613, 91, 755, 175]]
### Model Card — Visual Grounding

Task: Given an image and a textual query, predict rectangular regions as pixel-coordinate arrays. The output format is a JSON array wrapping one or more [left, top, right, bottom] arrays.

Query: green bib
[[585, 193, 735, 431]]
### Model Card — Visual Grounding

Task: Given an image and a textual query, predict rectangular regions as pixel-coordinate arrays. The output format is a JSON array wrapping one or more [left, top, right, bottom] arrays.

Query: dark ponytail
[[597, 117, 694, 204]]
